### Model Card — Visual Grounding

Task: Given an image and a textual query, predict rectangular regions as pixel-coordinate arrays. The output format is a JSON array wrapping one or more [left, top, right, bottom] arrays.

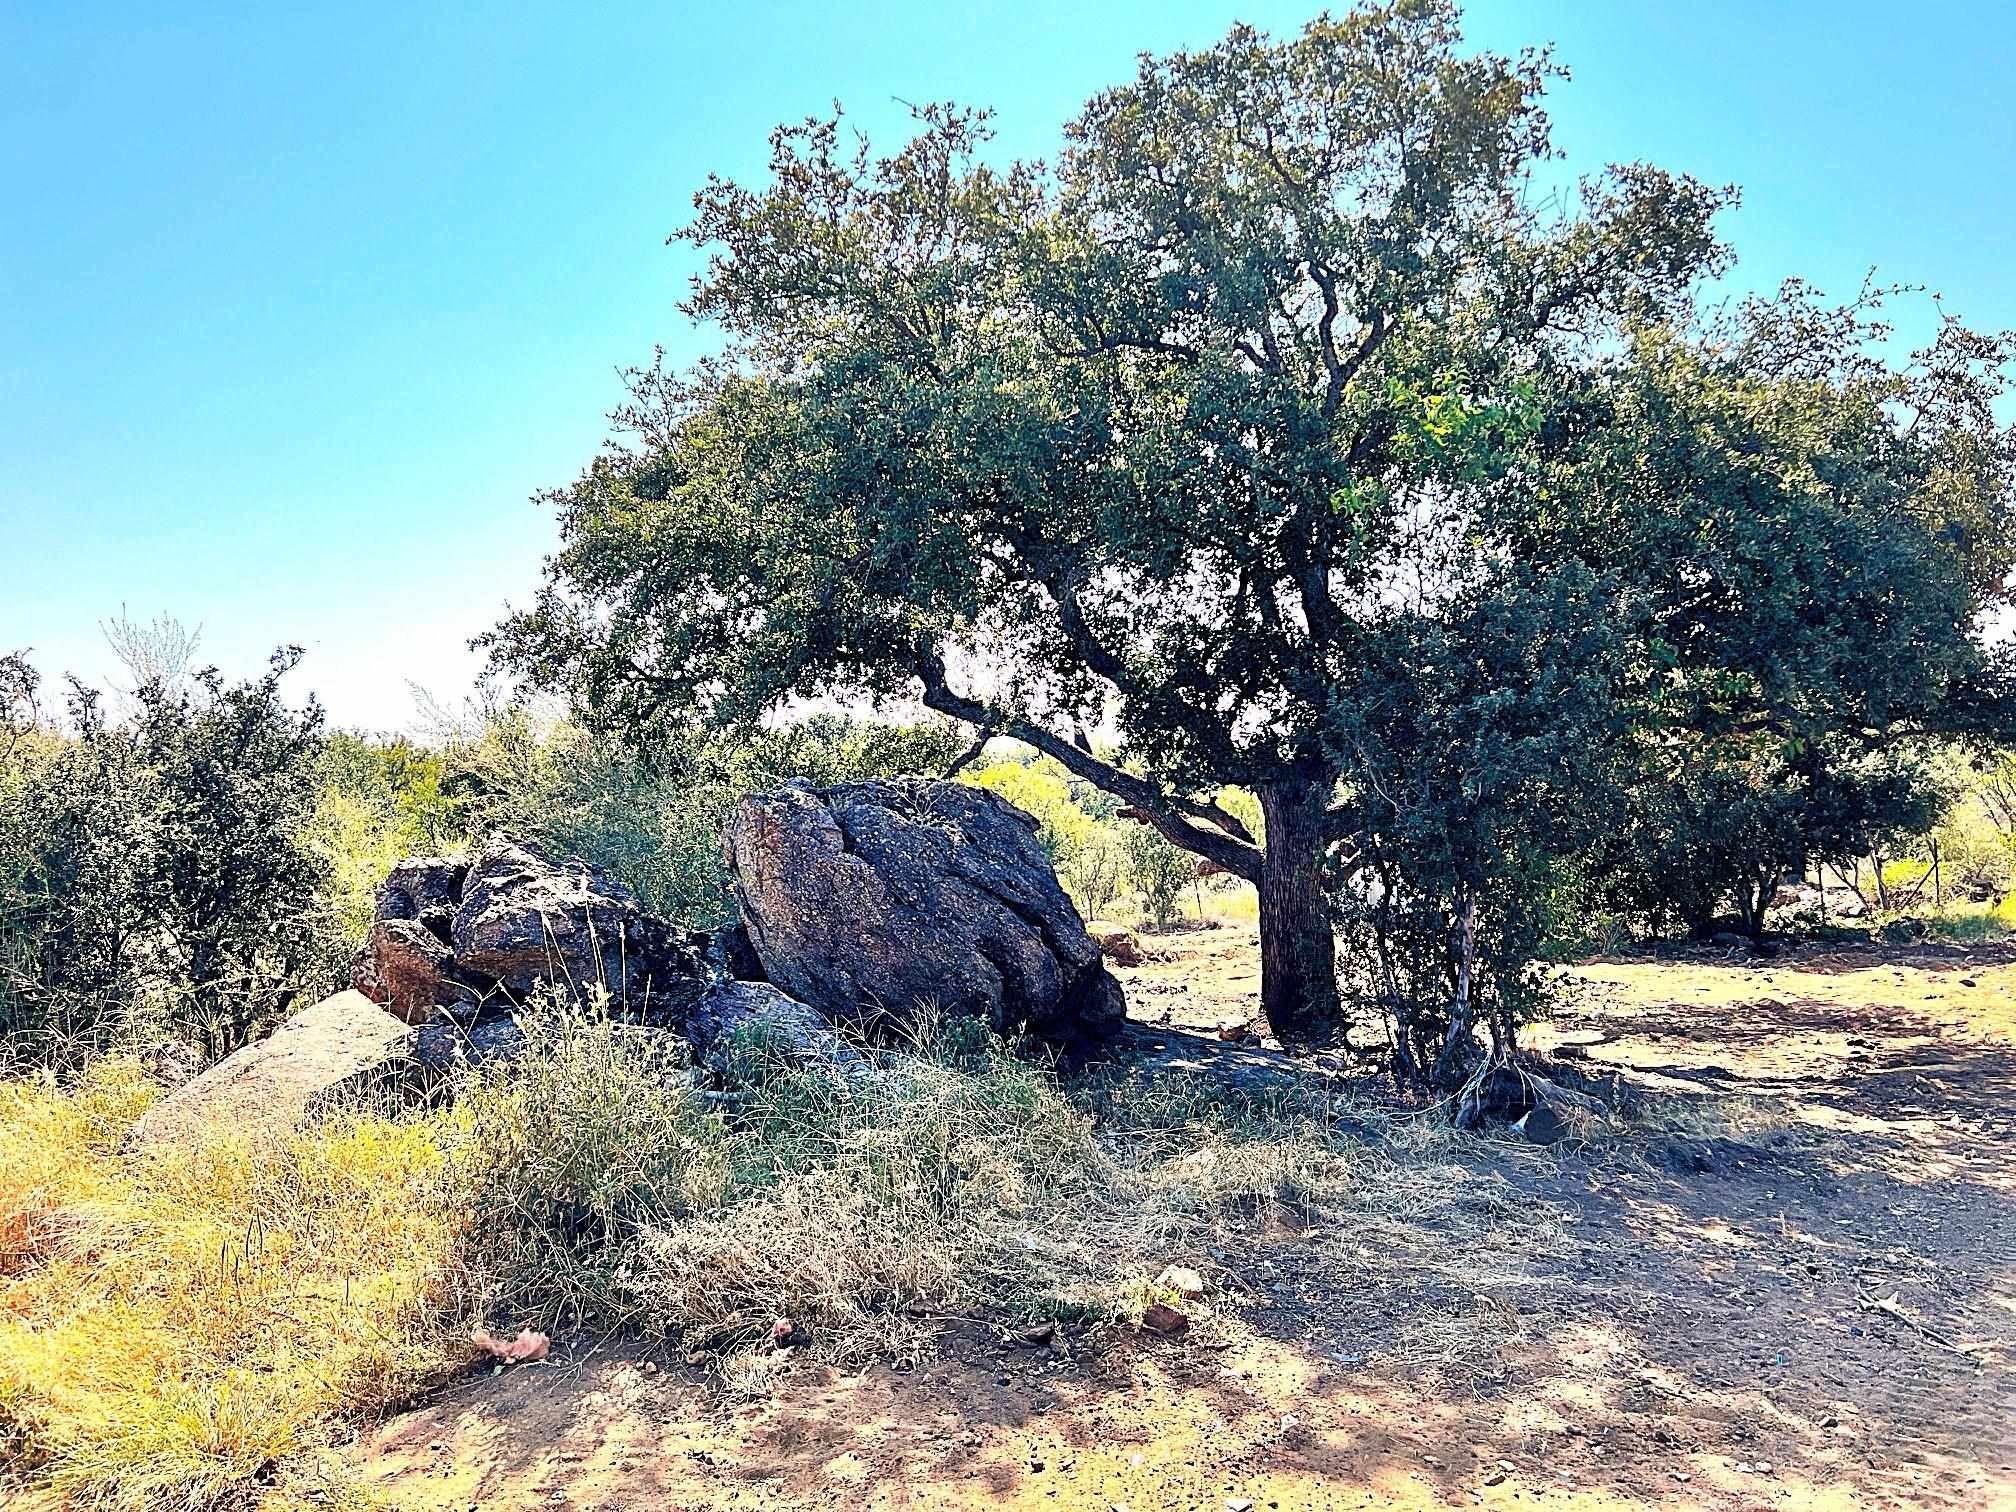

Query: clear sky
[[4, 1, 2011, 731]]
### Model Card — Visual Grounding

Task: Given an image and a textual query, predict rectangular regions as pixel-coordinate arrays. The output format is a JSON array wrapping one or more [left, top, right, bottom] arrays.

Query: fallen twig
[[1856, 1289, 1969, 1356]]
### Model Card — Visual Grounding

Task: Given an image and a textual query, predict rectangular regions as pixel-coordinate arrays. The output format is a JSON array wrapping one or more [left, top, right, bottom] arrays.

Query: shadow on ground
[[353, 934, 2016, 1511]]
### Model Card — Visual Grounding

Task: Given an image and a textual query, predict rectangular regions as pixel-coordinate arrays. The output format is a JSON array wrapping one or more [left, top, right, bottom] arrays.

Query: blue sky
[[3, 1, 2011, 730]]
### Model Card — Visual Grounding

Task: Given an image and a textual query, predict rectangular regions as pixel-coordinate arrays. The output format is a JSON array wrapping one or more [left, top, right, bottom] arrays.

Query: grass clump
[[0, 1061, 476, 1512], [1, 1007, 1540, 1506], [459, 1006, 1110, 1369]]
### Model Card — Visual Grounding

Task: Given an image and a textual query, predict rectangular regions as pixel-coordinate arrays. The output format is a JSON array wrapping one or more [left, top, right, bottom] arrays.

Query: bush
[[1122, 823, 1194, 930], [1061, 822, 1128, 918], [433, 708, 965, 928], [0, 651, 338, 1066], [306, 734, 460, 944]]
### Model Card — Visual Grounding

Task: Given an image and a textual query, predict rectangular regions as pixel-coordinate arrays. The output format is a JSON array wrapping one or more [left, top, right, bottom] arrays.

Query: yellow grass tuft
[[0, 1061, 477, 1511]]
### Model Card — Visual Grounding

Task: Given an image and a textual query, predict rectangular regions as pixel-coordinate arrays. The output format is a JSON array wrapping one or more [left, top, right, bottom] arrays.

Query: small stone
[[1227, 1500, 1255, 1512], [1156, 1265, 1207, 1299], [1512, 1103, 1566, 1146], [1140, 1301, 1189, 1335], [1216, 1018, 1250, 1042]]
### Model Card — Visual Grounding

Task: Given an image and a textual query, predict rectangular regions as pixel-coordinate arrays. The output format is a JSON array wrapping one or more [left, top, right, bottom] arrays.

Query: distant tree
[[1122, 821, 1195, 932], [100, 607, 202, 697], [485, 1, 1731, 1043], [0, 651, 37, 762], [1551, 291, 2016, 940]]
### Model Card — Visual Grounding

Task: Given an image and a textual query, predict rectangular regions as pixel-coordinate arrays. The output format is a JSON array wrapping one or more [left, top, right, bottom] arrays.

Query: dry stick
[[1855, 1288, 1968, 1355]]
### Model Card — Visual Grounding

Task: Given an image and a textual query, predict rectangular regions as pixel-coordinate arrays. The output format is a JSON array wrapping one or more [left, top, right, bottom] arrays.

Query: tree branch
[[915, 652, 1263, 881]]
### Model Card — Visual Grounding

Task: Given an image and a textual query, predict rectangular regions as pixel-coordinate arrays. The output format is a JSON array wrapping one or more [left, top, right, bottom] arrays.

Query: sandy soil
[[354, 926, 2016, 1511]]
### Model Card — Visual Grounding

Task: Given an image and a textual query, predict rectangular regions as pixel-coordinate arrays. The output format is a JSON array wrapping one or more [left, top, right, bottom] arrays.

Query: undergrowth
[[0, 1011, 1529, 1507], [0, 1060, 474, 1512]]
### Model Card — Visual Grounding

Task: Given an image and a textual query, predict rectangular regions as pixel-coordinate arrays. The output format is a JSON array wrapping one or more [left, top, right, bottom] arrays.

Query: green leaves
[[486, 3, 2011, 1052]]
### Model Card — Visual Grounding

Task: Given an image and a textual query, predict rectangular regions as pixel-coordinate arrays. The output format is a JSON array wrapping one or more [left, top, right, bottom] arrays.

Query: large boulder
[[722, 778, 1127, 1049], [350, 836, 706, 1023], [132, 991, 416, 1145]]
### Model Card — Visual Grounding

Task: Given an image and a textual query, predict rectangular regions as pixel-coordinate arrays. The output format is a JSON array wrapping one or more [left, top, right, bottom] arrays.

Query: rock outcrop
[[350, 836, 707, 1027], [722, 778, 1126, 1049], [132, 990, 417, 1144]]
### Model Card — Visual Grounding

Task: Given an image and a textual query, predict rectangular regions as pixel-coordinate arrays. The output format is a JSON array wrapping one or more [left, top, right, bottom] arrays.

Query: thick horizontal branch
[[915, 653, 1263, 882]]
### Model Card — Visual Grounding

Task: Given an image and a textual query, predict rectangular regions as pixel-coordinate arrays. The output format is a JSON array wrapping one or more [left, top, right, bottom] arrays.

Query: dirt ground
[[355, 925, 2016, 1511]]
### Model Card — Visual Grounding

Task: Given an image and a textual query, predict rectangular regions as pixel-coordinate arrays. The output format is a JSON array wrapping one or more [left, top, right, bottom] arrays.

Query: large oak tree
[[487, 2, 2010, 1050]]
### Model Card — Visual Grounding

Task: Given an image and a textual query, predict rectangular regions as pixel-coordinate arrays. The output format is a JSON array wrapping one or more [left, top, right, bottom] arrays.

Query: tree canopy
[[488, 0, 2016, 1075]]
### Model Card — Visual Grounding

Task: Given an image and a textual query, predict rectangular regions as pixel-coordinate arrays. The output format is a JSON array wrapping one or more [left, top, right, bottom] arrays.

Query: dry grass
[[0, 1060, 477, 1512], [0, 1014, 1558, 1508]]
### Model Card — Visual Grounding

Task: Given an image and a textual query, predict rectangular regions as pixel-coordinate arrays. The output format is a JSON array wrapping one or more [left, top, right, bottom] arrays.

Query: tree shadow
[[353, 972, 2016, 1510]]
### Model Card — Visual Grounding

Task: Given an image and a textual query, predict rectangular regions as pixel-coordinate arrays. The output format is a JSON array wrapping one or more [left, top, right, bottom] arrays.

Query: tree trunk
[[1255, 774, 1341, 1045]]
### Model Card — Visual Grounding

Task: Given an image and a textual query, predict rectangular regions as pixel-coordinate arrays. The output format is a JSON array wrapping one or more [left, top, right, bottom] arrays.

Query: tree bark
[[1255, 773, 1342, 1045]]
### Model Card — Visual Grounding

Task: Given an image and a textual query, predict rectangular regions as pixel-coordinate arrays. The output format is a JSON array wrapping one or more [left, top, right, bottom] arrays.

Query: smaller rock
[[1085, 920, 1145, 966], [352, 917, 475, 1024], [1139, 1301, 1189, 1335], [132, 990, 416, 1145], [1512, 1103, 1566, 1146], [375, 855, 468, 939], [1156, 1264, 1207, 1300], [1216, 1017, 1251, 1043], [414, 1014, 529, 1074], [687, 980, 877, 1087]]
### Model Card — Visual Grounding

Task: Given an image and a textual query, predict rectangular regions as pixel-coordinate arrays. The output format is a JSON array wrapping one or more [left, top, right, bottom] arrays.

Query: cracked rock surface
[[722, 778, 1126, 1050]]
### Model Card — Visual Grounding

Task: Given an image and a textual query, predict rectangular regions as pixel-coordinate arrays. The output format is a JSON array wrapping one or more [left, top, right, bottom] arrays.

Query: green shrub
[[433, 708, 964, 928], [1123, 822, 1193, 930], [0, 652, 337, 1065]]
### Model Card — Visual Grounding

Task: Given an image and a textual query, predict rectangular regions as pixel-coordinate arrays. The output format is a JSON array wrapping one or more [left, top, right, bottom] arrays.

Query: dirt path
[[355, 929, 2016, 1510]]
